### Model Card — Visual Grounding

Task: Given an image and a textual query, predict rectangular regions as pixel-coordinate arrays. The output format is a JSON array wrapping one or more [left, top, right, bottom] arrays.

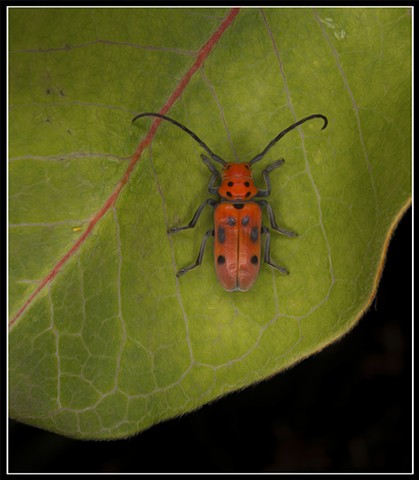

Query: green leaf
[[9, 7, 411, 439]]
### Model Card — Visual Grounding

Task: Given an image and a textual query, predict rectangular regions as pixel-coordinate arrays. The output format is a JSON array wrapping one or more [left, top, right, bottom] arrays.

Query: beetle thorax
[[218, 162, 258, 201]]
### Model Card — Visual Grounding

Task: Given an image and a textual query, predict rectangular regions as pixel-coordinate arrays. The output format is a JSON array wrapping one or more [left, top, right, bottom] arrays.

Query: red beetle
[[133, 112, 328, 291]]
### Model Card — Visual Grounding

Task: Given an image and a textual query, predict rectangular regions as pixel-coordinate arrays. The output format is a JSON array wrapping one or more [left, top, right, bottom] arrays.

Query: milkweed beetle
[[132, 112, 328, 291]]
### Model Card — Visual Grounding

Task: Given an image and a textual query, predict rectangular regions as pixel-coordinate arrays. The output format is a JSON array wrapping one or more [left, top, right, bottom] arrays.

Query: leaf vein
[[12, 39, 197, 56], [261, 9, 336, 310]]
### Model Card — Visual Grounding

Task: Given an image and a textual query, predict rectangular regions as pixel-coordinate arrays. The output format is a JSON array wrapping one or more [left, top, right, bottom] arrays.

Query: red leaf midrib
[[9, 8, 241, 328]]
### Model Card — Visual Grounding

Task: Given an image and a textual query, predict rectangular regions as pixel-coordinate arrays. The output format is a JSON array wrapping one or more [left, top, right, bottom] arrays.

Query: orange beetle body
[[214, 164, 262, 291], [132, 112, 328, 292], [214, 198, 262, 292]]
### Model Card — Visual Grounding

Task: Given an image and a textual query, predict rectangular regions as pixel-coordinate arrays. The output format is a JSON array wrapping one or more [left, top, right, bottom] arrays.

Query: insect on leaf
[[9, 7, 411, 439]]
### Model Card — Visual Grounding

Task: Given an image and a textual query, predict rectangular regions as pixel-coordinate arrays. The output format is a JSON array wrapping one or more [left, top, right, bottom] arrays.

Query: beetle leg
[[201, 154, 220, 194], [168, 198, 217, 234], [262, 227, 289, 275], [177, 229, 214, 277], [200, 153, 219, 175], [257, 200, 297, 237], [207, 173, 220, 195], [256, 158, 285, 197]]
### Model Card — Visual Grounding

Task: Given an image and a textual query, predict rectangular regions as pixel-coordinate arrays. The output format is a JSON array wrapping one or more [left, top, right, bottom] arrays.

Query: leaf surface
[[9, 7, 411, 439]]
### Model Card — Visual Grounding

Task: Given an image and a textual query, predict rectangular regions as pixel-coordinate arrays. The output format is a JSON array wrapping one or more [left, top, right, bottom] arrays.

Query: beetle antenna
[[249, 114, 328, 166], [132, 112, 227, 166]]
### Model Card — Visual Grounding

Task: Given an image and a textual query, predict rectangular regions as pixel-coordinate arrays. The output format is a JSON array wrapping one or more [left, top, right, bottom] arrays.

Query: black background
[[8, 207, 412, 474]]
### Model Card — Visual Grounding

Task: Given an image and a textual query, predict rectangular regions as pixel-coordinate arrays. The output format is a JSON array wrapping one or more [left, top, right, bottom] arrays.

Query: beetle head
[[218, 163, 258, 201]]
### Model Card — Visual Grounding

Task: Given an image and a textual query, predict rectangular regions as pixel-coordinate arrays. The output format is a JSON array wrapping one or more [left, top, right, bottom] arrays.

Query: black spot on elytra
[[228, 181, 233, 187], [226, 191, 232, 198], [242, 215, 250, 226], [227, 216, 236, 226], [217, 255, 226, 265], [244, 181, 250, 187], [251, 255, 259, 265], [218, 226, 225, 243], [233, 204, 244, 209], [251, 227, 259, 243], [245, 192, 251, 198]]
